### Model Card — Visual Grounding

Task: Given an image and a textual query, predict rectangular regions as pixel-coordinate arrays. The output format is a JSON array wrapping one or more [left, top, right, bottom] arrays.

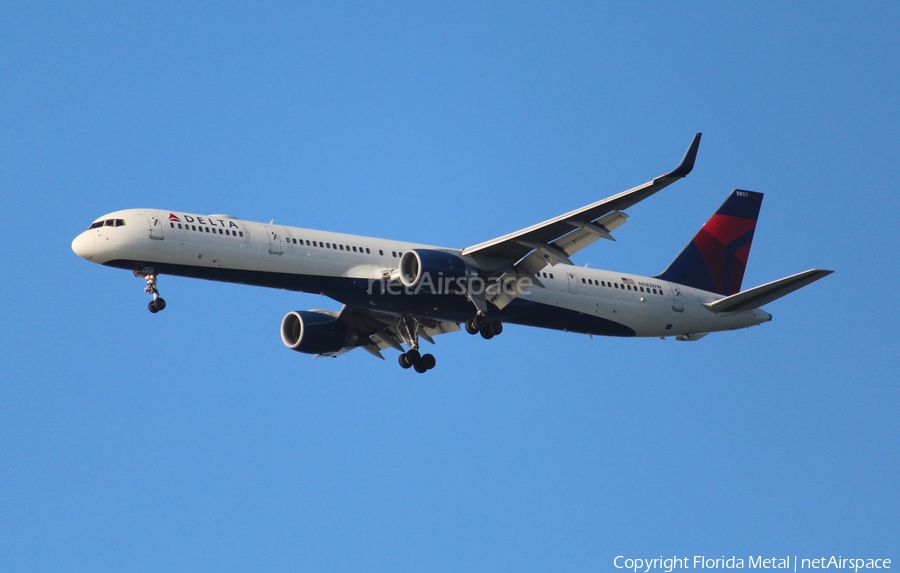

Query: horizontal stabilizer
[[704, 269, 833, 313]]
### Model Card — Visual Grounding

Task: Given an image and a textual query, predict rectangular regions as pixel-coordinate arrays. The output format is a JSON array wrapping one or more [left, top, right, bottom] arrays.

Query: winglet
[[662, 132, 702, 179]]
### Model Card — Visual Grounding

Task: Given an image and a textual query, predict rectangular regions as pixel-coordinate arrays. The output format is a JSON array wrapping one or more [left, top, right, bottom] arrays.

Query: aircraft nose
[[71, 231, 95, 260]]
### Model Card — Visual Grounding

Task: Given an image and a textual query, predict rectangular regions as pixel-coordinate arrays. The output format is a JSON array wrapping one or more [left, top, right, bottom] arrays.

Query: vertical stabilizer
[[656, 190, 763, 296]]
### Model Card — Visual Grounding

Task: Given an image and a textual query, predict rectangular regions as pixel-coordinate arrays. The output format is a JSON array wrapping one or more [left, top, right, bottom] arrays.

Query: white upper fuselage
[[71, 208, 771, 339]]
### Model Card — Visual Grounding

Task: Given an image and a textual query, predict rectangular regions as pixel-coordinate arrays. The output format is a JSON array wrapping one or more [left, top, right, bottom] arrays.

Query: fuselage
[[71, 208, 771, 339]]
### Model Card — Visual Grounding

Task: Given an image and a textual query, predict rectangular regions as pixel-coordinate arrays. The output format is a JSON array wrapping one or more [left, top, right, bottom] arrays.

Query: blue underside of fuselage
[[105, 259, 636, 337]]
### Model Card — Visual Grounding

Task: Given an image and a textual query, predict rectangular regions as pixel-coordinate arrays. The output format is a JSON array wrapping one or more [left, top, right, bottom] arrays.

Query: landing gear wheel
[[489, 319, 503, 336], [395, 316, 437, 372], [465, 318, 480, 335], [137, 269, 166, 314], [480, 326, 494, 340]]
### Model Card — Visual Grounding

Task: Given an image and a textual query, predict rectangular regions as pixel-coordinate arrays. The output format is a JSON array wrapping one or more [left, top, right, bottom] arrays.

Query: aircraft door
[[145, 211, 164, 240], [265, 226, 283, 255], [669, 283, 685, 312], [567, 272, 578, 294]]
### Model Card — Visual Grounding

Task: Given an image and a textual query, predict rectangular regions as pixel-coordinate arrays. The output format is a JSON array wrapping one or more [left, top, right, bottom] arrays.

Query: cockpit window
[[88, 219, 126, 230]]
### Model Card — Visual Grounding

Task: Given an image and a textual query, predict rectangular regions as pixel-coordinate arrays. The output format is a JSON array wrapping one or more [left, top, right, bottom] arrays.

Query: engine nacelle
[[399, 249, 473, 292], [280, 310, 360, 355]]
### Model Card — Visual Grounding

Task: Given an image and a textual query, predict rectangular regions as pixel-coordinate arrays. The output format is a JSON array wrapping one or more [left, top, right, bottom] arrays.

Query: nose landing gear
[[135, 268, 166, 313]]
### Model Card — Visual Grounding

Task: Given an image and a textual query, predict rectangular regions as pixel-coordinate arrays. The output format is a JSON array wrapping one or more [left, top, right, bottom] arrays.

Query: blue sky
[[1, 2, 897, 571]]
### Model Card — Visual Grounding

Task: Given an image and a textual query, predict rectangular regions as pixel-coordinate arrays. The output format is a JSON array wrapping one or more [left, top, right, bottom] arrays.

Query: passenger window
[[192, 225, 197, 231], [170, 222, 175, 228], [615, 283, 619, 289], [178, 223, 183, 229], [239, 231, 244, 237], [366, 248, 370, 254], [352, 246, 357, 252], [581, 278, 586, 284], [339, 245, 344, 250], [379, 250, 383, 256]]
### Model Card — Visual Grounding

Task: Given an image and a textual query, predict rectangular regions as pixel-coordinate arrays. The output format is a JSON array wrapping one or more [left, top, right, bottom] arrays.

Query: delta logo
[[169, 212, 241, 229]]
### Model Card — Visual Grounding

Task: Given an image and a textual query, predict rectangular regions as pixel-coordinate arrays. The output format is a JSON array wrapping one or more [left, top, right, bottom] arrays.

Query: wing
[[462, 133, 702, 273], [461, 133, 702, 308], [319, 305, 460, 360]]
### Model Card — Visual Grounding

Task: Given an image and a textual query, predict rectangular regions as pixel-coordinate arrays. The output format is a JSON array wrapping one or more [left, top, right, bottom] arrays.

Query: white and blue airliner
[[72, 134, 831, 372]]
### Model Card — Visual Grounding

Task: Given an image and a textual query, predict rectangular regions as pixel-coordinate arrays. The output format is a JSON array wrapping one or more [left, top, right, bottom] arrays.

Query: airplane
[[71, 133, 832, 373]]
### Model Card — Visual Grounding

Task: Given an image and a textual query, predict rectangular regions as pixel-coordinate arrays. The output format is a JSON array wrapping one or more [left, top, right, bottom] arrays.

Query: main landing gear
[[464, 313, 503, 340], [135, 268, 166, 313], [396, 316, 437, 373], [398, 349, 437, 373]]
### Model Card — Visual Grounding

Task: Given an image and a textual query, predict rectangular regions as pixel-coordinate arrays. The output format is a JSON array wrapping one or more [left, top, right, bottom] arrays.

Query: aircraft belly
[[102, 228, 745, 340]]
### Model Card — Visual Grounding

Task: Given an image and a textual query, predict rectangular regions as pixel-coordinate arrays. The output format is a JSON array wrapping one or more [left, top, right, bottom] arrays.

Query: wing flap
[[324, 305, 460, 360], [556, 210, 628, 256]]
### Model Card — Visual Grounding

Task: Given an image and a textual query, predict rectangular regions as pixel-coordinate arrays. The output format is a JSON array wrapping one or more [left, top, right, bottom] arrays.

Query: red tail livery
[[657, 190, 763, 296]]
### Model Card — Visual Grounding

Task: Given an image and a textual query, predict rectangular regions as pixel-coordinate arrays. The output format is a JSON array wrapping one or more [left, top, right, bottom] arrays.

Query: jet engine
[[398, 249, 474, 292], [280, 310, 361, 355]]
